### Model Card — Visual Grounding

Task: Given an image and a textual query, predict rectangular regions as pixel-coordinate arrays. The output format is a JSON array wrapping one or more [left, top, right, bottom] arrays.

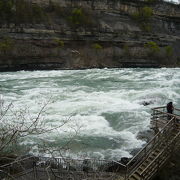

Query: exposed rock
[[137, 129, 155, 142], [141, 101, 154, 106], [0, 0, 179, 71]]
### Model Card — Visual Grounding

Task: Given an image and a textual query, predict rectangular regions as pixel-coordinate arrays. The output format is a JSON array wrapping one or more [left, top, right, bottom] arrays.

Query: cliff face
[[0, 0, 180, 71]]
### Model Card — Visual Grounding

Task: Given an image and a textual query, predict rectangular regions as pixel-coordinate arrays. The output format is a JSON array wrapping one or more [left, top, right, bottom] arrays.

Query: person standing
[[166, 102, 174, 120]]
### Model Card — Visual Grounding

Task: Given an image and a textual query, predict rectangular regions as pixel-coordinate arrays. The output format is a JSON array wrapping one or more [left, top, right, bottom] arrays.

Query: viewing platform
[[0, 106, 180, 180]]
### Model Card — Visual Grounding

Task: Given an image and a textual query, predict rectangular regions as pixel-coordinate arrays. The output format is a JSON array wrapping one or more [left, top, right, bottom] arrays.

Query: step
[[137, 167, 144, 173], [128, 176, 139, 180], [143, 159, 151, 165], [131, 173, 141, 180]]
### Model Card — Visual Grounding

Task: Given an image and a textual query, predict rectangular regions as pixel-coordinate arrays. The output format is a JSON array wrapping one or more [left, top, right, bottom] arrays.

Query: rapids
[[0, 68, 179, 160]]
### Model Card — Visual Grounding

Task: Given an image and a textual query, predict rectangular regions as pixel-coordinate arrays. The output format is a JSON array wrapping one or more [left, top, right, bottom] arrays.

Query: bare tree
[[0, 97, 122, 180], [0, 97, 71, 167]]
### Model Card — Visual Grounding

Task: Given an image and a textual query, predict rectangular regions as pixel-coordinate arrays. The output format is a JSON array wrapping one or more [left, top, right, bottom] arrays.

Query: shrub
[[0, 0, 47, 25], [92, 43, 103, 50], [140, 23, 152, 32], [165, 46, 173, 58], [132, 6, 153, 21], [132, 6, 153, 32], [144, 41, 160, 56], [54, 39, 64, 47], [0, 0, 14, 25], [141, 6, 153, 20], [0, 37, 14, 54], [67, 8, 94, 28], [123, 44, 131, 56], [15, 0, 46, 24]]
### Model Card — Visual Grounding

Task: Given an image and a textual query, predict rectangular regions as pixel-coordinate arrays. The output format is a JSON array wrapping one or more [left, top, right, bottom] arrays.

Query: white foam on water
[[0, 68, 180, 160]]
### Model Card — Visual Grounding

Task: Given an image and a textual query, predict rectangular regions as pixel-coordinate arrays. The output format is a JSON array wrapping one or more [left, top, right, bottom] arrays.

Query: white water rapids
[[0, 68, 179, 160]]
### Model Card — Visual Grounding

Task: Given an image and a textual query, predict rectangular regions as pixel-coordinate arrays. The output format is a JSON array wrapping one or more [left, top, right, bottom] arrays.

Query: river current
[[0, 68, 180, 160]]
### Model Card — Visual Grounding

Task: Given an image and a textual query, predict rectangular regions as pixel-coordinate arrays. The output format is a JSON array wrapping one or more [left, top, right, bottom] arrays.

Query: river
[[0, 68, 179, 160]]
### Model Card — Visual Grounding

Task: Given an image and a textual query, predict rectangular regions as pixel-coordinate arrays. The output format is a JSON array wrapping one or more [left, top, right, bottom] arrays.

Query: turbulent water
[[0, 68, 180, 160]]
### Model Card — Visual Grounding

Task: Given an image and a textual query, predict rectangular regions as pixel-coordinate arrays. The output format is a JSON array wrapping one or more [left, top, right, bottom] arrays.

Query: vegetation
[[164, 45, 173, 58], [0, 37, 14, 55], [0, 0, 14, 25], [132, 6, 153, 32], [123, 44, 131, 57], [132, 6, 153, 22], [0, 98, 73, 158], [144, 41, 160, 56], [0, 0, 47, 25], [92, 43, 103, 50], [67, 8, 94, 28], [0, 0, 95, 29], [54, 39, 64, 48]]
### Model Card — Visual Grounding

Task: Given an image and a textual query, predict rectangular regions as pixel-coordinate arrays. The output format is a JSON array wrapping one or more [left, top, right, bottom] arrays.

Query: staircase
[[122, 107, 180, 180]]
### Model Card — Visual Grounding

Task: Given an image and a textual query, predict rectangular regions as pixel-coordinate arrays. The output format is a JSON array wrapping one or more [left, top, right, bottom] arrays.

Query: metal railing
[[0, 155, 124, 179], [124, 106, 180, 179], [140, 130, 180, 180], [36, 156, 126, 173], [0, 106, 179, 180], [0, 156, 36, 179]]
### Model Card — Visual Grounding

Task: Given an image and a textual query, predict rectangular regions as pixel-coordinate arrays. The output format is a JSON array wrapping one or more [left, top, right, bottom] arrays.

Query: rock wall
[[0, 0, 180, 71]]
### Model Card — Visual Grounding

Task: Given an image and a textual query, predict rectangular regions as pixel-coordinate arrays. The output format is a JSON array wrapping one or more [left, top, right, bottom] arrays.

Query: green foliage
[[0, 37, 14, 54], [165, 46, 173, 57], [0, 0, 46, 25], [123, 44, 131, 56], [140, 23, 152, 32], [132, 6, 153, 32], [0, 1, 95, 28], [132, 6, 153, 22], [54, 39, 64, 47], [141, 6, 153, 20], [144, 41, 160, 55], [15, 0, 46, 24], [31, 4, 46, 23], [92, 43, 103, 50], [68, 8, 94, 28], [0, 0, 14, 24], [68, 8, 85, 25]]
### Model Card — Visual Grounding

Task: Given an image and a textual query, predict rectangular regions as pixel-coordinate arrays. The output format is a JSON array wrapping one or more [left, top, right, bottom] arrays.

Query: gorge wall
[[0, 0, 180, 71]]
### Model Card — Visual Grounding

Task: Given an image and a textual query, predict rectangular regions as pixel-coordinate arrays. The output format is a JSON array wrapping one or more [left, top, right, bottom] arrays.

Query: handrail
[[175, 108, 180, 111], [112, 160, 126, 167], [140, 130, 180, 176], [0, 156, 35, 168], [153, 109, 180, 119], [152, 106, 180, 111], [126, 116, 175, 167], [124, 107, 180, 179], [152, 106, 166, 110]]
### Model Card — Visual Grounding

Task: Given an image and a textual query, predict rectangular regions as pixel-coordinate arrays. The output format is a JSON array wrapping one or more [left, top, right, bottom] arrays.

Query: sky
[[166, 0, 179, 3]]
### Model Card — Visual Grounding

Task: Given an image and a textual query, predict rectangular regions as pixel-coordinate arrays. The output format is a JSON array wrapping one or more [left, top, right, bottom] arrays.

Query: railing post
[[125, 165, 128, 180], [144, 146, 147, 157], [33, 157, 37, 180]]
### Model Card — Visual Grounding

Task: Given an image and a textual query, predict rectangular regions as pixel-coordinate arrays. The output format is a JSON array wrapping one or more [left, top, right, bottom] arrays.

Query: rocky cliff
[[0, 0, 180, 71]]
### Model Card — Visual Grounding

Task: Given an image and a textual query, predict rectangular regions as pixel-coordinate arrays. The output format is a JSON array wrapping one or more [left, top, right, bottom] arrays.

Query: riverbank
[[0, 0, 180, 71]]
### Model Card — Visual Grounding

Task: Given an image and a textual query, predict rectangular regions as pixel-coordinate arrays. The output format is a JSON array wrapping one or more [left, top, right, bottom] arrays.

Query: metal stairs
[[123, 107, 180, 180]]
